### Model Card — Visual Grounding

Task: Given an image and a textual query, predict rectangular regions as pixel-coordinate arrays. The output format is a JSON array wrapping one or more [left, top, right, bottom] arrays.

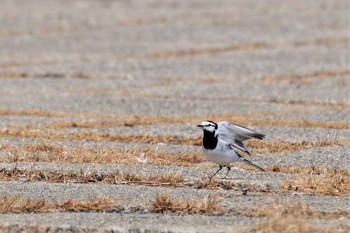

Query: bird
[[197, 120, 265, 177]]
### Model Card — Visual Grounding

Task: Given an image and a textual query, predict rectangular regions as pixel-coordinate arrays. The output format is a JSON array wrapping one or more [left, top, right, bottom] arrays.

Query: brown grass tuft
[[192, 178, 272, 193], [1, 142, 206, 166], [141, 43, 268, 58], [3, 138, 348, 170], [236, 201, 350, 233], [265, 165, 350, 176], [233, 200, 349, 220], [280, 173, 350, 196], [0, 168, 184, 187], [0, 127, 203, 145], [246, 138, 350, 155], [247, 214, 347, 233], [261, 98, 350, 108], [260, 70, 350, 82], [0, 196, 122, 213], [149, 192, 222, 215], [0, 167, 275, 193], [193, 178, 236, 190], [186, 178, 272, 195], [236, 201, 316, 218]]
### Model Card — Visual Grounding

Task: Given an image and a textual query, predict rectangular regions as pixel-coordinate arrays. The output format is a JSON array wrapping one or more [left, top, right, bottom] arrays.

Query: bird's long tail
[[241, 158, 265, 171]]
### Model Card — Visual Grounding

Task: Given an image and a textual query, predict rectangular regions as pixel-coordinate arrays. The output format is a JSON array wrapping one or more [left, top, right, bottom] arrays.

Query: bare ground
[[0, 0, 349, 232]]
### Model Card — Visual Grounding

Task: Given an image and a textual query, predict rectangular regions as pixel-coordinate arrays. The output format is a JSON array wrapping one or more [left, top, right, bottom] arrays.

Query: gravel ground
[[0, 0, 349, 232]]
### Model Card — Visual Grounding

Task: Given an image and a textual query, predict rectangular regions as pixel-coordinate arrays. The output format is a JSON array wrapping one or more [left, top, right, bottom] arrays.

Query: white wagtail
[[197, 120, 265, 177]]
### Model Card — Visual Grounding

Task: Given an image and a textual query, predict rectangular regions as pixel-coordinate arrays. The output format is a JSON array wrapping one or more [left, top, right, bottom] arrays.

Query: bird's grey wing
[[217, 121, 265, 156]]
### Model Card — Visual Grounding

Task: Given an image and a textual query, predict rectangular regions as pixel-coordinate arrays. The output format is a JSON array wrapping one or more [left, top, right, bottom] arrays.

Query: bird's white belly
[[202, 144, 240, 166]]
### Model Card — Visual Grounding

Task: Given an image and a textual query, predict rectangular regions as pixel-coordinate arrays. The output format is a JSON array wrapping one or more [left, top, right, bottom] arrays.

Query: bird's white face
[[197, 120, 217, 133]]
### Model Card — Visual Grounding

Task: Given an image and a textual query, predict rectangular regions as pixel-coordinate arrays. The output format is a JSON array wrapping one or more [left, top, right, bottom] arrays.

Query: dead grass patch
[[192, 178, 272, 193], [0, 62, 28, 68], [141, 43, 268, 58], [0, 167, 273, 193], [0, 126, 203, 145], [209, 113, 349, 129], [4, 110, 285, 130], [0, 168, 184, 186], [262, 98, 350, 108], [236, 201, 315, 218], [1, 125, 348, 157], [249, 138, 349, 154], [265, 165, 350, 176], [234, 200, 350, 233], [245, 119, 349, 129], [1, 143, 206, 166], [292, 36, 350, 47], [141, 37, 348, 59], [1, 138, 348, 171], [236, 200, 349, 220], [149, 192, 222, 215], [33, 116, 186, 130], [0, 72, 30, 78], [0, 195, 123, 213], [0, 72, 91, 79], [280, 173, 350, 196], [260, 70, 350, 82], [0, 109, 144, 119], [6, 138, 348, 169], [250, 219, 349, 233], [0, 109, 75, 118], [1, 108, 348, 132]]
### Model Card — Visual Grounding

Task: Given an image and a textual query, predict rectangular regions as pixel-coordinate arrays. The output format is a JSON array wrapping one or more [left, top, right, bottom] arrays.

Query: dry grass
[[0, 127, 202, 145], [1, 164, 348, 196], [214, 113, 349, 129], [192, 178, 272, 193], [1, 126, 348, 159], [0, 108, 212, 121], [265, 165, 350, 176], [0, 109, 77, 118], [251, 221, 349, 233], [235, 201, 350, 233], [1, 108, 349, 136], [0, 195, 122, 213], [0, 138, 348, 170], [1, 143, 206, 166], [292, 36, 349, 47], [245, 214, 348, 233], [235, 165, 350, 196], [245, 119, 349, 130], [0, 71, 92, 79], [262, 98, 350, 108], [280, 173, 350, 196], [0, 168, 184, 186], [201, 137, 330, 150], [149, 192, 222, 215], [260, 70, 350, 82], [235, 201, 315, 218], [33, 116, 186, 130], [0, 167, 274, 193], [141, 43, 267, 58], [245, 138, 349, 155], [141, 36, 349, 59]]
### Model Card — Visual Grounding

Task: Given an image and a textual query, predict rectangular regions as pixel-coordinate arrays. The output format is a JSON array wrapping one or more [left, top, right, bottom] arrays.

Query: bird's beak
[[197, 124, 203, 127]]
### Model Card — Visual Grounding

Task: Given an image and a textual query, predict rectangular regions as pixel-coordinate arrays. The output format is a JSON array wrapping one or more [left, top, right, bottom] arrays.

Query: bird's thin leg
[[211, 165, 223, 178], [226, 166, 231, 176]]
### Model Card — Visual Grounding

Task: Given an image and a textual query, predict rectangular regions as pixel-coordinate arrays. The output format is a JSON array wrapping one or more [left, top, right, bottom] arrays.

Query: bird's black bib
[[202, 130, 218, 150]]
